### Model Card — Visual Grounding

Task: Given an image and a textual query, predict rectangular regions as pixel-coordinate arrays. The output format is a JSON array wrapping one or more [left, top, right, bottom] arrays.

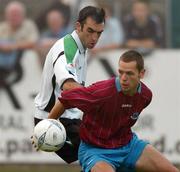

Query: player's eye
[[118, 69, 123, 75], [87, 28, 94, 33], [126, 72, 131, 75], [97, 31, 103, 36], [126, 71, 134, 76]]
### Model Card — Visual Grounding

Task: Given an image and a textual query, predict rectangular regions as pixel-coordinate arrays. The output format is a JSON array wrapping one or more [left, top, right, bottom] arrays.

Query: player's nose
[[121, 73, 128, 81]]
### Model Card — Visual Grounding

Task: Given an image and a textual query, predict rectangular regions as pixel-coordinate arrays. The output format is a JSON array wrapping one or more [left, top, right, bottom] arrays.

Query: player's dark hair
[[77, 6, 105, 27], [120, 50, 144, 72]]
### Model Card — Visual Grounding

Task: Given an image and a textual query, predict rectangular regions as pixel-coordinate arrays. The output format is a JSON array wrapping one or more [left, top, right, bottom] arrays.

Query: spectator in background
[[36, 9, 71, 67], [90, 3, 124, 55], [0, 1, 39, 70], [123, 0, 164, 50], [42, 9, 70, 38], [35, 0, 71, 33], [0, 1, 39, 109], [61, 0, 98, 22]]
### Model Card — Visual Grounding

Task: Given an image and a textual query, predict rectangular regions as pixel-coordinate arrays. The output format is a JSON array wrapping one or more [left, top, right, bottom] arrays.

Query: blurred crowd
[[0, 0, 165, 81]]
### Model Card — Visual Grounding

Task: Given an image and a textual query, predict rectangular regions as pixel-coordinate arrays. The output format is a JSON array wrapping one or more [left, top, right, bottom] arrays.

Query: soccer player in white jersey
[[33, 6, 105, 163]]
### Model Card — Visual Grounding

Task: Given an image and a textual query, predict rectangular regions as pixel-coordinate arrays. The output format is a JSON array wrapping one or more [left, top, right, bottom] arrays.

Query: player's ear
[[139, 69, 145, 79], [75, 22, 82, 33]]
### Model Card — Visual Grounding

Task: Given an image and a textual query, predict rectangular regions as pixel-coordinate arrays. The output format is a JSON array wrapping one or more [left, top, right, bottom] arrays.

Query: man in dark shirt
[[48, 50, 178, 172], [123, 0, 164, 49]]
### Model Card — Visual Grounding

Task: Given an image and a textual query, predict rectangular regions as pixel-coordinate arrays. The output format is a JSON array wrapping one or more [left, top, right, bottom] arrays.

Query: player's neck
[[122, 83, 140, 96]]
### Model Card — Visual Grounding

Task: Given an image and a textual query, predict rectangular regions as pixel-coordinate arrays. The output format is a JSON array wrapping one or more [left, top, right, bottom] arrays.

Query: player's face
[[118, 60, 145, 95], [76, 17, 104, 49]]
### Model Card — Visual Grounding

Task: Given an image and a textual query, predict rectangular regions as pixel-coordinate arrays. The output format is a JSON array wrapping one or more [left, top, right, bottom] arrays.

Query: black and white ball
[[33, 119, 66, 152]]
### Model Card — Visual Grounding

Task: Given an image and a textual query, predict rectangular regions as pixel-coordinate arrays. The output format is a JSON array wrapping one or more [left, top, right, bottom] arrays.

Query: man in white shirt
[[34, 6, 105, 163]]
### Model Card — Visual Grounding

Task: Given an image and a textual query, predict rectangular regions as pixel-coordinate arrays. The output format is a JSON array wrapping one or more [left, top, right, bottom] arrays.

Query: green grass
[[0, 164, 81, 172], [0, 164, 179, 172]]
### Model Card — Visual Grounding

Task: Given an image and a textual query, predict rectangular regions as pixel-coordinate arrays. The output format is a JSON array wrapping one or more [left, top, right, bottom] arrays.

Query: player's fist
[[30, 135, 39, 151]]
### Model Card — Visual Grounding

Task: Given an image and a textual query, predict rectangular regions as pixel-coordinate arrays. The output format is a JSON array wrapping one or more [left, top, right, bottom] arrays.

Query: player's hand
[[30, 135, 39, 151]]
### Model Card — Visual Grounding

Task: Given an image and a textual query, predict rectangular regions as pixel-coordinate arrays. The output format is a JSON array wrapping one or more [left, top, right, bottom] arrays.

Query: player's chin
[[122, 87, 130, 92]]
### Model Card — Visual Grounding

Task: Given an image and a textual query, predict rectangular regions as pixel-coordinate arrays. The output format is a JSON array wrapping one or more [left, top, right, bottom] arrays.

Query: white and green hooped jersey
[[34, 31, 87, 119]]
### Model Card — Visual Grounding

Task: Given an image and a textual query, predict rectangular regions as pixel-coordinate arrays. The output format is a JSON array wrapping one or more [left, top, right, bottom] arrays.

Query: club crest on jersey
[[66, 63, 75, 75], [131, 112, 140, 120]]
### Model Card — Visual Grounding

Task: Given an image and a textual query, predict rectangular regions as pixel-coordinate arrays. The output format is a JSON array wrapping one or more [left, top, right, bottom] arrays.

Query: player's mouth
[[121, 83, 129, 89], [89, 42, 96, 47]]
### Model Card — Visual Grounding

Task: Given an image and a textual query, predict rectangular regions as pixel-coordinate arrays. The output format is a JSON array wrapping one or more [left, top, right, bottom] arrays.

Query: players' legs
[[135, 144, 179, 172], [78, 141, 118, 172], [60, 118, 81, 149], [91, 161, 115, 172], [57, 117, 81, 163], [78, 139, 142, 172], [55, 141, 79, 163]]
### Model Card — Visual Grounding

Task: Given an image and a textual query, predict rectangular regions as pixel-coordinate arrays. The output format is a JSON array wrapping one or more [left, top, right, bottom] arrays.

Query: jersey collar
[[115, 77, 142, 93], [115, 77, 121, 92], [71, 30, 86, 54]]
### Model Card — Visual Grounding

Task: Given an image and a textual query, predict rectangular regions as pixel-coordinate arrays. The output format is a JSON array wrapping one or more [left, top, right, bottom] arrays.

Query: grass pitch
[[0, 164, 179, 172], [0, 164, 81, 172]]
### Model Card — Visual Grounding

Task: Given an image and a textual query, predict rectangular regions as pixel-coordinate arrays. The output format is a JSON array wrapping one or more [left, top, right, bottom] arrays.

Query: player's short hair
[[120, 50, 144, 72], [77, 6, 105, 27]]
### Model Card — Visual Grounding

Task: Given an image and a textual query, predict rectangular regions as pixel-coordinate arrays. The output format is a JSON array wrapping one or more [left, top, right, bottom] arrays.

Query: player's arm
[[53, 52, 83, 91], [61, 78, 83, 91], [48, 79, 83, 119], [49, 54, 83, 119], [48, 100, 66, 119], [48, 82, 83, 120], [52, 57, 85, 119], [49, 83, 102, 120], [48, 78, 83, 119]]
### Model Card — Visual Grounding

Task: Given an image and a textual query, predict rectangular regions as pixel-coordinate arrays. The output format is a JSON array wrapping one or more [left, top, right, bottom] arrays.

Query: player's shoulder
[[87, 78, 116, 96], [140, 82, 152, 100], [52, 37, 64, 48], [52, 32, 75, 48], [91, 78, 115, 88], [50, 37, 66, 57]]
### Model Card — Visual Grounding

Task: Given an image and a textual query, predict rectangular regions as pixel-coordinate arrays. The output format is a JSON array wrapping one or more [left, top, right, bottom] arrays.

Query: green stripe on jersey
[[64, 34, 78, 63]]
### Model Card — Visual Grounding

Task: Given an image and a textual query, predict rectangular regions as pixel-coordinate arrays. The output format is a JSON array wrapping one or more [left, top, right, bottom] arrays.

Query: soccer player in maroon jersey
[[48, 50, 179, 172]]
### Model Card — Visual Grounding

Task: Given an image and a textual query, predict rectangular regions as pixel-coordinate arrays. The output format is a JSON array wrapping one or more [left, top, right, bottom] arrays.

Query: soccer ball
[[33, 119, 66, 152]]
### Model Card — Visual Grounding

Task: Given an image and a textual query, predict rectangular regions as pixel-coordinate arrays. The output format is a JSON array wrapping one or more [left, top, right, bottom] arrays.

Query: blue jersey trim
[[137, 82, 142, 93], [115, 77, 121, 92]]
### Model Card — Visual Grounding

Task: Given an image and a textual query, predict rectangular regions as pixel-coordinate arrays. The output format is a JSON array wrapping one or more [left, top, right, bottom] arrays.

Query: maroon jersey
[[59, 77, 152, 148]]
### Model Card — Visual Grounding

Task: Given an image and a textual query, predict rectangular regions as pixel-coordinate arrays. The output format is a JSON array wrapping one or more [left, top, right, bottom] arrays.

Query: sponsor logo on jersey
[[131, 112, 140, 120], [121, 104, 132, 108]]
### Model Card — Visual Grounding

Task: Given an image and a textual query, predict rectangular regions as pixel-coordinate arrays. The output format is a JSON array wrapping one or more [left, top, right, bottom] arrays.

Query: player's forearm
[[62, 78, 83, 91], [48, 101, 65, 119]]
